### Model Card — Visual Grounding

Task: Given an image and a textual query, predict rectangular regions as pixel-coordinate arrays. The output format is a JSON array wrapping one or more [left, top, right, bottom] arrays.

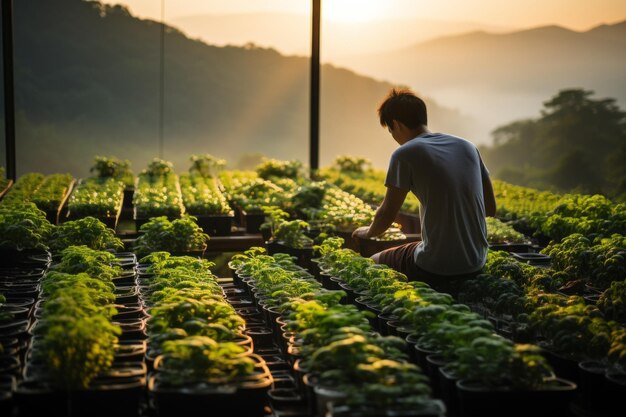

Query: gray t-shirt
[[385, 132, 489, 275]]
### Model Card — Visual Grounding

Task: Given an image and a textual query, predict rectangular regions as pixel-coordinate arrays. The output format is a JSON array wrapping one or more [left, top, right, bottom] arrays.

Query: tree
[[481, 88, 626, 199]]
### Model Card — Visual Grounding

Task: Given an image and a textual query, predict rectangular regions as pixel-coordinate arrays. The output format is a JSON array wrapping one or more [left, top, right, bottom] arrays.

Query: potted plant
[[50, 246, 124, 283], [133, 159, 184, 228], [26, 173, 75, 224], [263, 210, 315, 268], [450, 338, 574, 417], [47, 217, 123, 253], [0, 202, 54, 264], [149, 336, 272, 417], [90, 156, 135, 209], [229, 179, 285, 233], [189, 154, 227, 178], [179, 172, 234, 236], [597, 279, 626, 323], [66, 177, 125, 229], [133, 216, 209, 257]]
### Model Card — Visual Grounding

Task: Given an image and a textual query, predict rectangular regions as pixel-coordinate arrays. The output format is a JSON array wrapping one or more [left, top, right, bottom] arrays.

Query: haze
[[92, 0, 626, 149]]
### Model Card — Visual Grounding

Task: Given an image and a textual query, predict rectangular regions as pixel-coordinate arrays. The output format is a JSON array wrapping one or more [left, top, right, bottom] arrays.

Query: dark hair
[[378, 88, 427, 129]]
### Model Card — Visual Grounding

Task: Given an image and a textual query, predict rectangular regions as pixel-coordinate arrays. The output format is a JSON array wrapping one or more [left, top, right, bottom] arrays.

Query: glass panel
[[13, 0, 310, 176]]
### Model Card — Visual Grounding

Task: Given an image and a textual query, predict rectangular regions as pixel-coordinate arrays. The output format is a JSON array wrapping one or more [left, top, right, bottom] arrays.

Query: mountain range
[[3, 0, 625, 177], [338, 20, 626, 142], [5, 0, 474, 176], [170, 12, 512, 58]]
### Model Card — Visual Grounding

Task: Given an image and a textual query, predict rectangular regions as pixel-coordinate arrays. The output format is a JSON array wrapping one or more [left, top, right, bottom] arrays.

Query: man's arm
[[353, 185, 408, 239], [483, 175, 497, 217]]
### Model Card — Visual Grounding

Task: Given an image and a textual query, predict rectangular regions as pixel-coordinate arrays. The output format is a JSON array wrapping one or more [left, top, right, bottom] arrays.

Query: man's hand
[[352, 226, 370, 240]]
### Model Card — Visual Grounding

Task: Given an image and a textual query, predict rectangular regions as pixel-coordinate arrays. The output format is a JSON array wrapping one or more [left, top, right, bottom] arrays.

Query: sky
[[99, 0, 626, 30], [88, 0, 626, 149]]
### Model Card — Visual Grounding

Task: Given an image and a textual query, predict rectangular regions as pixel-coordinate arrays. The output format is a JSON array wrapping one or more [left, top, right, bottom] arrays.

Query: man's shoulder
[[391, 142, 424, 163]]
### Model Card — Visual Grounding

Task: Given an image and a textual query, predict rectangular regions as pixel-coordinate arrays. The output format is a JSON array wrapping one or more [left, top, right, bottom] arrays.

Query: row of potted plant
[[256, 158, 304, 181], [228, 246, 445, 417], [319, 155, 421, 214], [1, 173, 75, 224], [179, 173, 232, 216], [90, 156, 135, 188], [139, 252, 272, 417], [0, 202, 122, 257], [13, 244, 148, 417], [28, 246, 124, 391], [542, 233, 626, 291], [179, 173, 234, 235], [218, 170, 287, 232], [486, 217, 531, 245], [26, 173, 75, 219], [66, 177, 125, 227], [217, 162, 409, 250], [461, 248, 626, 412], [133, 159, 185, 222], [492, 180, 625, 244], [188, 153, 227, 178], [311, 237, 574, 417], [1, 173, 45, 206], [0, 203, 54, 254]]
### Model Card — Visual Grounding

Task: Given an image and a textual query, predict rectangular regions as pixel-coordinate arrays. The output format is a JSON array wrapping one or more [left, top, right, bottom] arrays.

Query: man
[[352, 88, 496, 298]]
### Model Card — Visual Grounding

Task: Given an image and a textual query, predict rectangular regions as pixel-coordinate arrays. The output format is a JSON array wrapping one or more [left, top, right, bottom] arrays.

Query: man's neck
[[398, 125, 430, 145]]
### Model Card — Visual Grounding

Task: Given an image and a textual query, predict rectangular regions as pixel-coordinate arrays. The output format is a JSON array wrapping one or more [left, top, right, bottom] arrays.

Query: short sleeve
[[385, 151, 412, 190], [477, 149, 490, 180]]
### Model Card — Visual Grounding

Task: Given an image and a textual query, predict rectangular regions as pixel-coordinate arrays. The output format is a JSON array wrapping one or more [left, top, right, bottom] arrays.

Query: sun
[[322, 0, 385, 23]]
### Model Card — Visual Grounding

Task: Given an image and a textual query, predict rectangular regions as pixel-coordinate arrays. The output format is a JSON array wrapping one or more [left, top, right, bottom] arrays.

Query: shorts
[[376, 241, 482, 299]]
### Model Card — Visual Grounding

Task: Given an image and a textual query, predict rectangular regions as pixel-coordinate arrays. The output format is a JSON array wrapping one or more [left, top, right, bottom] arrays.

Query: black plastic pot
[[242, 210, 266, 234], [74, 375, 146, 417], [510, 252, 551, 266], [0, 355, 20, 378], [114, 340, 147, 363], [456, 377, 576, 417], [0, 374, 15, 417], [355, 236, 409, 258], [327, 400, 446, 417], [395, 211, 421, 234], [604, 369, 626, 414], [193, 213, 234, 236], [148, 354, 272, 417], [438, 366, 460, 417], [425, 354, 447, 397], [577, 360, 607, 411], [245, 326, 275, 350], [123, 186, 134, 209], [0, 249, 51, 268], [488, 243, 536, 253], [265, 240, 314, 271]]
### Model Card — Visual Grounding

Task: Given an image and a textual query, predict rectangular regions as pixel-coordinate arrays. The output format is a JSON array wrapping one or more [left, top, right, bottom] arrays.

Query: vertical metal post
[[158, 0, 165, 158], [2, 0, 16, 180], [309, 0, 321, 173]]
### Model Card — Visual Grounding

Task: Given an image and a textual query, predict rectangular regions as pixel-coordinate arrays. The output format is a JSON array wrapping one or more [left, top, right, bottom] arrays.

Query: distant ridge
[[9, 0, 475, 175], [340, 20, 626, 143]]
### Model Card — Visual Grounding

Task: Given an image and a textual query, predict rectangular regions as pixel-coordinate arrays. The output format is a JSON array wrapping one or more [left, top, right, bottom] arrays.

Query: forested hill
[[8, 0, 473, 175]]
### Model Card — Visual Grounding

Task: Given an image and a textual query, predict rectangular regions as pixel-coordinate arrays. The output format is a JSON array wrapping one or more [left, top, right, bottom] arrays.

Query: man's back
[[385, 132, 489, 275]]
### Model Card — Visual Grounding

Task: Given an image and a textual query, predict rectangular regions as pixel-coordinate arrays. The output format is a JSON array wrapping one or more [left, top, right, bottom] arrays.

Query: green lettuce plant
[[134, 216, 209, 256], [158, 336, 255, 386], [0, 202, 53, 250], [48, 217, 123, 252]]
